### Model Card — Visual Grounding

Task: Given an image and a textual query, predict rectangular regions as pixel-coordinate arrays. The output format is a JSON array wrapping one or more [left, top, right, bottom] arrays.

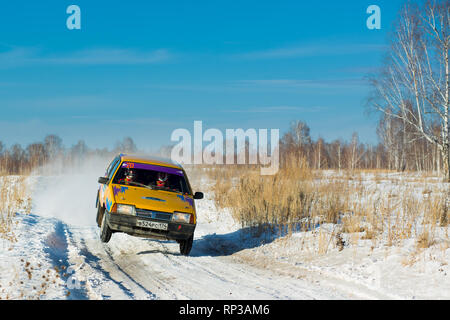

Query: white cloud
[[234, 43, 387, 60], [2, 95, 115, 111], [0, 47, 171, 68], [224, 105, 328, 113], [234, 78, 368, 89]]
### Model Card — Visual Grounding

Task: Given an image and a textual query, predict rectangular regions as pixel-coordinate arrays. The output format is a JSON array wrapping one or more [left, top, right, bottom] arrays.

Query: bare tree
[[44, 134, 63, 161], [115, 137, 138, 153], [9, 144, 26, 174], [72, 140, 88, 154], [347, 132, 365, 170], [314, 137, 327, 169], [368, 0, 449, 180], [27, 143, 46, 170], [280, 120, 312, 166], [330, 139, 343, 171]]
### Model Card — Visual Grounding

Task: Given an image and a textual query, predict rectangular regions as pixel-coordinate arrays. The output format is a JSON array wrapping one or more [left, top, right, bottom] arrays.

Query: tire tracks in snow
[[231, 249, 403, 300], [43, 220, 89, 299], [106, 238, 187, 299], [64, 227, 137, 299], [36, 215, 396, 300], [64, 225, 157, 300], [134, 237, 329, 299], [101, 243, 158, 299]]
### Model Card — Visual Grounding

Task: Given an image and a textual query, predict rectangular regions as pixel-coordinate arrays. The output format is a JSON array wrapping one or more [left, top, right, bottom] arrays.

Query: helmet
[[157, 172, 168, 182], [125, 168, 136, 181]]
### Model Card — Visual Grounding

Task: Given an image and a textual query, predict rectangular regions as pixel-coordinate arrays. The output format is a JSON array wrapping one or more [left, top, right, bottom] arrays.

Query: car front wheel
[[96, 202, 105, 227], [100, 212, 112, 243], [179, 235, 193, 256]]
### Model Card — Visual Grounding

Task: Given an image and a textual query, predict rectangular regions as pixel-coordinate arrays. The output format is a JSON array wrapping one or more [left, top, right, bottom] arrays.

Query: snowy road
[[8, 203, 401, 300], [14, 212, 345, 300], [21, 173, 349, 299]]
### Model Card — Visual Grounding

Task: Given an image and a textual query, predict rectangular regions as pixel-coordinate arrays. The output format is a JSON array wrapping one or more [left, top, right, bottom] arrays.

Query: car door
[[99, 156, 121, 207]]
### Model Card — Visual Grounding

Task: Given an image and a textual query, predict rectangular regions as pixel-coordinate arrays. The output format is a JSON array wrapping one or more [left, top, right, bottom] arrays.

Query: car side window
[[105, 157, 116, 176], [108, 159, 122, 181], [105, 156, 120, 177]]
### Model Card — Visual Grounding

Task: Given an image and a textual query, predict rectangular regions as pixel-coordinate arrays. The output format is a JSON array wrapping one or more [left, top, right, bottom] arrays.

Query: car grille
[[135, 208, 172, 221]]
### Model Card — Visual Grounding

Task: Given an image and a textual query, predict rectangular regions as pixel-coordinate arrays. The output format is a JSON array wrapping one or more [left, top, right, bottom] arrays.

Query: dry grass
[[204, 157, 449, 253], [0, 175, 65, 300], [0, 176, 32, 241], [416, 229, 436, 249], [212, 156, 324, 232], [0, 259, 61, 300]]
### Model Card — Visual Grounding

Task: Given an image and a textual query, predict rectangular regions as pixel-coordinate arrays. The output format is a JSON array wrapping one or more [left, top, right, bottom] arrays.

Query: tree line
[[0, 121, 445, 177], [280, 120, 444, 173], [0, 135, 137, 175]]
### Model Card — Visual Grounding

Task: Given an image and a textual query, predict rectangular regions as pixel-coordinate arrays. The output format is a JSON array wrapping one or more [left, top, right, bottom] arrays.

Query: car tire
[[96, 202, 105, 227], [100, 212, 112, 243], [179, 235, 193, 256]]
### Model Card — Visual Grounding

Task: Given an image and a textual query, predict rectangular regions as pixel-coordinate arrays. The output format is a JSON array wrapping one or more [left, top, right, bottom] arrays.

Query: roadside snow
[[0, 172, 449, 299]]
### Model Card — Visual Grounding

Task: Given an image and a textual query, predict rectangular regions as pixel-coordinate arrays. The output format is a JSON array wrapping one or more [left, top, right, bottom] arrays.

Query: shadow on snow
[[138, 222, 321, 257]]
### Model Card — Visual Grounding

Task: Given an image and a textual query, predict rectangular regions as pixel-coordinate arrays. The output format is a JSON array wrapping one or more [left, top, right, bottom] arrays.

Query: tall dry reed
[[207, 157, 449, 250]]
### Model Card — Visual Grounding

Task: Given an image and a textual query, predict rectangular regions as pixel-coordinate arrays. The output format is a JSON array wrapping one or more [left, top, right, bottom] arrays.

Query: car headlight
[[172, 212, 192, 224], [116, 204, 136, 216]]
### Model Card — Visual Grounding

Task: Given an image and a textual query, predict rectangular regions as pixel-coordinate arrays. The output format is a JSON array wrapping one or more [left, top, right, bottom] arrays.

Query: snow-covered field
[[0, 169, 449, 300]]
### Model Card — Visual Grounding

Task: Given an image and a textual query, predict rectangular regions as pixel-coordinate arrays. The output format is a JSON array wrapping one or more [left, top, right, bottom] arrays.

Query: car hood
[[111, 184, 194, 213]]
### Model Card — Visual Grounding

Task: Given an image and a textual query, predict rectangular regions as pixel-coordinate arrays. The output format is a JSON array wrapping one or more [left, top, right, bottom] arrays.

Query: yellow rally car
[[95, 154, 203, 256]]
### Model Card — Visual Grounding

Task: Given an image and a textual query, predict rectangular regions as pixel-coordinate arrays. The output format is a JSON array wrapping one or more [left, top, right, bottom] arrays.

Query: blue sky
[[0, 0, 403, 151]]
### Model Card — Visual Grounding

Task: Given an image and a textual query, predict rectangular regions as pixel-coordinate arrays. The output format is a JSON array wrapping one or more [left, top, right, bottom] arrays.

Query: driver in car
[[156, 172, 168, 188], [119, 168, 136, 185]]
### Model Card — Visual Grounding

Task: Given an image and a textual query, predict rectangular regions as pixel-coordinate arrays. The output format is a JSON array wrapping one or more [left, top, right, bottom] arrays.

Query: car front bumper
[[105, 211, 195, 241]]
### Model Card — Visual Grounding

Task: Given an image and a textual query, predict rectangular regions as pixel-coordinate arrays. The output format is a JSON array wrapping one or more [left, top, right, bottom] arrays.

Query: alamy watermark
[[66, 5, 81, 30], [64, 4, 380, 31], [170, 121, 280, 175], [366, 5, 381, 30]]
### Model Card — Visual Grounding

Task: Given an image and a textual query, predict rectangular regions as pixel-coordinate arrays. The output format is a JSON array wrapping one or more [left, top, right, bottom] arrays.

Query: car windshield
[[112, 162, 190, 195]]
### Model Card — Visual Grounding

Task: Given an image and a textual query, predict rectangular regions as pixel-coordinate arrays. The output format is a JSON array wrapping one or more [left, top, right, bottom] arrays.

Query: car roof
[[119, 153, 183, 169]]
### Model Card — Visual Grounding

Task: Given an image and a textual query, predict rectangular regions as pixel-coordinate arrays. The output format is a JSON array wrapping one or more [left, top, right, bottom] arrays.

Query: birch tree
[[368, 0, 449, 181]]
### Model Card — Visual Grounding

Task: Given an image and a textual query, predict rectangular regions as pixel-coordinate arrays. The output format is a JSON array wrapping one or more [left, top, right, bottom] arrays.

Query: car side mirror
[[98, 177, 109, 184], [193, 192, 204, 200]]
